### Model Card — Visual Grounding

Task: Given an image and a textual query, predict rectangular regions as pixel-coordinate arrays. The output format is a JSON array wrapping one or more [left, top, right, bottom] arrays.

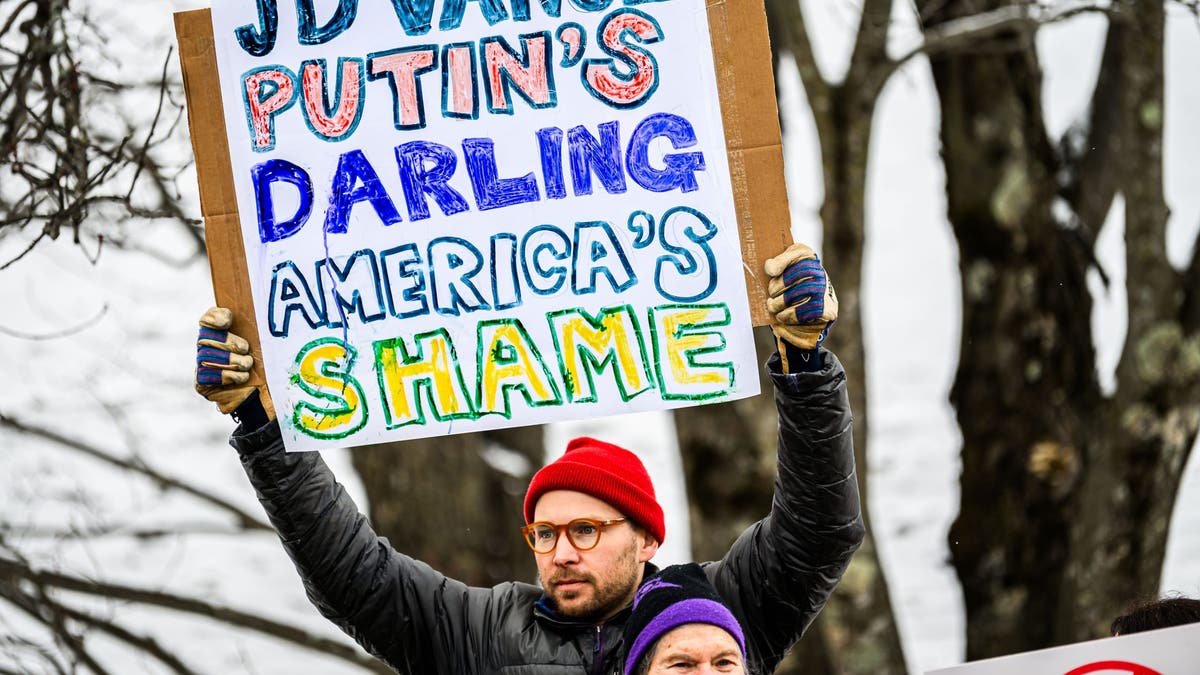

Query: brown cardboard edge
[[175, 9, 267, 389], [708, 0, 792, 327]]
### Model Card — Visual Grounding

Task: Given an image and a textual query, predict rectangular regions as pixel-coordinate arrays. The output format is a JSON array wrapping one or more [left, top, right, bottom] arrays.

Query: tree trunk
[[350, 427, 545, 587], [676, 328, 780, 564], [920, 0, 1199, 656], [673, 3, 909, 672]]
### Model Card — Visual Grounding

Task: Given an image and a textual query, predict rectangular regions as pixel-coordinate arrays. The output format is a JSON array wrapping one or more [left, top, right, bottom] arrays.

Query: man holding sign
[[195, 243, 862, 674]]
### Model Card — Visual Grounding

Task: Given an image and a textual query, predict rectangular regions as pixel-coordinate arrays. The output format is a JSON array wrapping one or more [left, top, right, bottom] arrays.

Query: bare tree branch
[[0, 522, 255, 541], [0, 576, 114, 675], [0, 411, 270, 532], [1115, 0, 1173, 381], [0, 635, 69, 675], [848, 0, 897, 95], [50, 603, 201, 675], [0, 232, 48, 271], [0, 0, 201, 266], [892, 1, 1116, 76], [0, 305, 108, 340], [0, 600, 72, 673], [0, 578, 200, 675], [0, 554, 391, 674], [1060, 17, 1126, 236], [766, 0, 833, 134]]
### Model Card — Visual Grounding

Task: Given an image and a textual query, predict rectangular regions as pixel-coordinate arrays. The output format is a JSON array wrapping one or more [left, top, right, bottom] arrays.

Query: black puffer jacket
[[231, 351, 864, 675]]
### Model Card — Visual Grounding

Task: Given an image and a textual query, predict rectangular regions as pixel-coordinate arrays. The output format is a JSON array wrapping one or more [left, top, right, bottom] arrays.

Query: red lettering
[[484, 34, 552, 112], [369, 49, 437, 129], [444, 45, 477, 117], [583, 11, 661, 108], [301, 58, 364, 140], [243, 67, 297, 151]]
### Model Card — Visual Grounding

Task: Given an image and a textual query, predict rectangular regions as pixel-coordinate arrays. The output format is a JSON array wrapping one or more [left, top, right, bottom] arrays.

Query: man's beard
[[545, 543, 640, 621]]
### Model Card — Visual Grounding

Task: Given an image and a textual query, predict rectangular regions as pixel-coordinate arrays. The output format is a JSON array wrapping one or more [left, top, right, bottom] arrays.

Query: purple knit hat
[[622, 563, 746, 675]]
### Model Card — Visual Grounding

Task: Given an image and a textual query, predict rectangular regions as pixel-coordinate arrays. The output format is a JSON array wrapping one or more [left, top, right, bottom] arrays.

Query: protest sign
[[178, 0, 790, 451], [927, 622, 1200, 675]]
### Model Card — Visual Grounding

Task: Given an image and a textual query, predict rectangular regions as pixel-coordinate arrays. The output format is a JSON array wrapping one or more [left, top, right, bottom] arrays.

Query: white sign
[[927, 623, 1200, 675], [208, 0, 759, 450]]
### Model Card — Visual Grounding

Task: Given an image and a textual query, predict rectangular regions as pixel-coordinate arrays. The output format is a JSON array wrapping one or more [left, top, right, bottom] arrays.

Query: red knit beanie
[[524, 437, 666, 544]]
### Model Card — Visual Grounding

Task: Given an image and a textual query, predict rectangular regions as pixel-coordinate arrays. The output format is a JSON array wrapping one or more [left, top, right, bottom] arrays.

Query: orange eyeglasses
[[520, 518, 628, 554]]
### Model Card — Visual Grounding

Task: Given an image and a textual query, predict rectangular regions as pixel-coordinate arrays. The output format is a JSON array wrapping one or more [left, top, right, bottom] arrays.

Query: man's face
[[645, 624, 744, 675], [532, 490, 659, 622]]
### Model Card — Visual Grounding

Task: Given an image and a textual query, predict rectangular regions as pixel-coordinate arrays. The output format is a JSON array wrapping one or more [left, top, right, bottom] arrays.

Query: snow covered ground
[[2, 1, 1198, 673]]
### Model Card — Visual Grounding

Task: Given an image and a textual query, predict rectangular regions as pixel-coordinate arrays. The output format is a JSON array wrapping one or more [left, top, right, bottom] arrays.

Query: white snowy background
[[2, 1, 1198, 673]]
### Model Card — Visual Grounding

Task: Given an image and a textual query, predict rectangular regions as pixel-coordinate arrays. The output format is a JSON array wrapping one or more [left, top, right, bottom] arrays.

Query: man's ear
[[636, 531, 659, 563]]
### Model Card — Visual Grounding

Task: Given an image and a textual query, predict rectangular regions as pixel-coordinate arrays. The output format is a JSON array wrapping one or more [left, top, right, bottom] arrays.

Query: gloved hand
[[195, 307, 274, 420], [764, 243, 837, 371]]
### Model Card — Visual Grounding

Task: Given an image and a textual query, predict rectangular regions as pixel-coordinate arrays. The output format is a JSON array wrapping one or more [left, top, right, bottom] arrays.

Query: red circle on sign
[[1063, 661, 1161, 675]]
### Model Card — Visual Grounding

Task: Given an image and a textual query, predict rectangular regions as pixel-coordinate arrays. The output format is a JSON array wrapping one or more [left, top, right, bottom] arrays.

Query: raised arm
[[704, 245, 865, 674], [196, 307, 499, 674]]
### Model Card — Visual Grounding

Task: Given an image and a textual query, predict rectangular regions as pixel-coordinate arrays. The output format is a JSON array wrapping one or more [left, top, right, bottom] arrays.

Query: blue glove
[[764, 243, 837, 371], [195, 307, 265, 416]]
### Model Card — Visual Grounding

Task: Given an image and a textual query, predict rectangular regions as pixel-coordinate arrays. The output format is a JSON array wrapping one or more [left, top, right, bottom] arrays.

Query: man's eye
[[534, 528, 555, 539], [714, 657, 741, 671], [572, 524, 597, 536]]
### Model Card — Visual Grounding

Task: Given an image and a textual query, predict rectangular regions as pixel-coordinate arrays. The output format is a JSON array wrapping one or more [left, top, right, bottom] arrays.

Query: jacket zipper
[[592, 624, 604, 675]]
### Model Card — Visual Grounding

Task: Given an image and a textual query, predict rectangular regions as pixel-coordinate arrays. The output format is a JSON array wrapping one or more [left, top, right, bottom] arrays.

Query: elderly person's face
[[644, 623, 745, 674]]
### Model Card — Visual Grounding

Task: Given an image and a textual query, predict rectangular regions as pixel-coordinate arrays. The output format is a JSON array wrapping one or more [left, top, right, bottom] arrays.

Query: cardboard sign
[[177, 0, 790, 451], [927, 623, 1200, 675]]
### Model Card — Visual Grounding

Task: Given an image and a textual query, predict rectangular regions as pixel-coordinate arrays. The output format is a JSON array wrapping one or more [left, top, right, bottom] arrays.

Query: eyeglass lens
[[526, 519, 603, 553]]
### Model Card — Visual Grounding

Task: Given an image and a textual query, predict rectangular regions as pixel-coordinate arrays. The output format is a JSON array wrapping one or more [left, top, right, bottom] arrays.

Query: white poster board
[[207, 0, 759, 451], [927, 623, 1200, 675]]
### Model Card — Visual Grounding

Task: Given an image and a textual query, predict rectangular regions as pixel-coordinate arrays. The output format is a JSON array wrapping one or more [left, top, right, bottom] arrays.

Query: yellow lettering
[[650, 304, 734, 400], [291, 338, 368, 439], [477, 320, 560, 415], [550, 306, 651, 402], [374, 329, 475, 427]]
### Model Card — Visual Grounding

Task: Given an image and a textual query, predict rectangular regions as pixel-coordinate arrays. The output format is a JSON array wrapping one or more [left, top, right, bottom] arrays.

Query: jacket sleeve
[[230, 420, 500, 674], [704, 349, 865, 674]]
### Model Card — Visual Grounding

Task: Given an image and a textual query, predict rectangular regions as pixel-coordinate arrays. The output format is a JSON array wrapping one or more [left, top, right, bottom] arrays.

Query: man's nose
[[551, 531, 580, 565]]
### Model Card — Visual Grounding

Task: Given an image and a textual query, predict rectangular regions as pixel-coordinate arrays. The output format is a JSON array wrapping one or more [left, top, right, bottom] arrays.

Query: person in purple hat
[[623, 564, 747, 675]]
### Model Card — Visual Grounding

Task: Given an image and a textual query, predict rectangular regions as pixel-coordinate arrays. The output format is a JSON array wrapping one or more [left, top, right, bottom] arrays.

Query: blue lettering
[[569, 0, 612, 10], [296, 0, 357, 45], [268, 260, 324, 337], [429, 237, 490, 315], [234, 0, 278, 57], [380, 244, 430, 318], [439, 0, 510, 31], [654, 207, 718, 302], [462, 137, 541, 210], [326, 149, 403, 234], [394, 141, 470, 221], [627, 113, 706, 193], [389, 0, 436, 35], [317, 250, 387, 329], [253, 158, 313, 244], [537, 127, 566, 199], [569, 121, 626, 195], [573, 221, 635, 294], [491, 233, 522, 309], [521, 224, 570, 295]]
